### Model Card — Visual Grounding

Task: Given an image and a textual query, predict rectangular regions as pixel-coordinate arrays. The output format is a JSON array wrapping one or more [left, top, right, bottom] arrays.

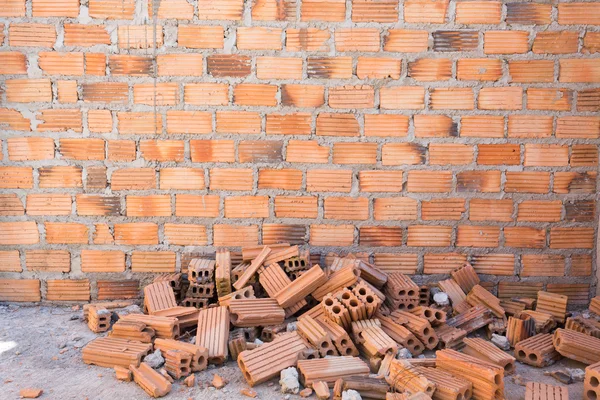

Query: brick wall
[[0, 0, 599, 304]]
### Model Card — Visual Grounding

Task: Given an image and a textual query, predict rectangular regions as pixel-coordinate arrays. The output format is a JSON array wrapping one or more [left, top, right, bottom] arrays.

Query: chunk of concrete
[[280, 367, 300, 394]]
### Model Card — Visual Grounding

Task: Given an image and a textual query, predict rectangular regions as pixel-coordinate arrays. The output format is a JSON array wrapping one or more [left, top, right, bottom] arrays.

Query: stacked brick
[[0, 0, 598, 303]]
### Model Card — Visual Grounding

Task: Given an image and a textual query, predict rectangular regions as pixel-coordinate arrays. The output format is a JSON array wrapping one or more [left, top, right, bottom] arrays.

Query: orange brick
[[404, 0, 449, 23], [509, 60, 554, 83], [0, 108, 30, 131], [556, 116, 600, 139], [533, 31, 579, 54], [9, 23, 56, 47], [407, 225, 452, 247], [93, 224, 113, 244], [257, 57, 302, 79], [213, 225, 259, 247], [107, 140, 135, 162], [0, 251, 21, 272], [0, 167, 33, 189], [131, 252, 176, 273], [266, 113, 312, 135], [157, 54, 203, 76], [477, 144, 520, 165], [0, 193, 24, 216], [127, 195, 171, 217], [0, 279, 40, 301], [310, 225, 354, 246], [358, 170, 402, 193], [117, 112, 162, 135], [209, 168, 253, 191], [207, 55, 251, 77], [352, 0, 397, 22], [6, 79, 52, 103], [527, 88, 572, 111], [479, 87, 523, 110], [184, 83, 228, 106], [469, 199, 513, 222], [382, 143, 426, 165], [316, 113, 359, 136], [85, 53, 106, 75], [414, 115, 457, 137], [234, 84, 277, 107], [559, 59, 600, 83], [63, 24, 110, 46], [60, 138, 105, 160], [380, 86, 425, 109], [47, 279, 90, 301], [407, 170, 452, 193], [422, 198, 465, 221], [570, 254, 592, 276], [504, 227, 545, 248], [522, 255, 564, 277], [424, 253, 467, 274], [554, 172, 597, 194], [167, 111, 212, 134], [0, 221, 38, 245], [364, 114, 409, 137], [357, 57, 401, 80], [571, 145, 599, 166], [333, 143, 377, 164], [506, 3, 552, 24], [225, 196, 269, 218], [148, 0, 194, 19], [281, 84, 325, 107], [164, 224, 208, 246], [76, 194, 121, 216], [335, 28, 380, 52], [384, 29, 428, 52], [252, 0, 297, 21], [360, 227, 402, 247], [81, 250, 125, 273], [0, 52, 26, 75], [433, 30, 478, 51], [456, 170, 501, 192], [429, 143, 473, 165], [456, 226, 500, 248], [114, 223, 158, 245], [517, 200, 562, 222], [307, 57, 353, 79], [57, 80, 78, 103], [286, 140, 330, 163], [505, 171, 550, 193], [275, 196, 318, 218], [111, 168, 156, 191], [140, 140, 184, 162], [197, 0, 243, 19], [307, 169, 351, 192], [577, 88, 600, 111], [190, 140, 235, 163], [508, 115, 553, 138], [455, 1, 501, 24], [329, 86, 374, 109], [558, 3, 600, 25], [430, 88, 474, 110], [89, 0, 134, 18], [216, 111, 261, 134], [374, 198, 417, 220], [109, 55, 153, 76], [0, 0, 25, 16], [134, 83, 178, 106], [456, 58, 503, 81], [118, 25, 163, 49], [37, 109, 82, 132], [324, 197, 369, 220], [237, 27, 282, 50], [39, 166, 82, 188], [259, 169, 303, 190], [239, 140, 283, 163], [45, 222, 88, 244], [177, 25, 224, 49], [484, 31, 529, 54], [550, 227, 594, 249], [583, 32, 600, 54], [286, 28, 329, 51], [175, 195, 219, 217], [302, 0, 345, 21], [7, 137, 54, 161], [160, 168, 205, 190], [409, 58, 452, 81]]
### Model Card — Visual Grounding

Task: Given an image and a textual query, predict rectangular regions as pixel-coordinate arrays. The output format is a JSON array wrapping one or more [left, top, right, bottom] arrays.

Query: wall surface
[[0, 0, 599, 303]]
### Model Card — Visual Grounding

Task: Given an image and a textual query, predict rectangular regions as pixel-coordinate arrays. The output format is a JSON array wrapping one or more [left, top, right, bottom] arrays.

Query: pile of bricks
[[80, 248, 600, 398]]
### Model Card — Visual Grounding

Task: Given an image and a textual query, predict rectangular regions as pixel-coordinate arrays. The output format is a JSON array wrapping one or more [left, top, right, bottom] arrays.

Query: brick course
[[0, 0, 598, 303]]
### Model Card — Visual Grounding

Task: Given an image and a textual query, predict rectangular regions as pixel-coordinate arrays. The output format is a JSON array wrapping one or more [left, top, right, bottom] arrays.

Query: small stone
[[433, 292, 450, 306], [491, 334, 510, 351], [342, 389, 362, 400], [267, 382, 274, 387], [286, 322, 297, 332], [240, 388, 258, 398], [184, 374, 195, 387], [280, 367, 300, 394], [19, 389, 43, 398], [69, 315, 79, 321], [284, 396, 291, 400], [212, 374, 227, 389], [567, 368, 585, 383], [299, 388, 313, 398], [396, 348, 412, 359], [15, 351, 20, 356], [254, 339, 264, 346], [512, 374, 526, 387], [144, 349, 164, 369]]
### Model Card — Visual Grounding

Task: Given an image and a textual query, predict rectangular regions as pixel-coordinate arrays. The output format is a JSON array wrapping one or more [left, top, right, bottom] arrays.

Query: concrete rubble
[[76, 252, 600, 398]]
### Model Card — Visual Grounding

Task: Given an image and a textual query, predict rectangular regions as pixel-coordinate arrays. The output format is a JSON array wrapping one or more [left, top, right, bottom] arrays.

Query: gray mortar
[[0, 0, 599, 301]]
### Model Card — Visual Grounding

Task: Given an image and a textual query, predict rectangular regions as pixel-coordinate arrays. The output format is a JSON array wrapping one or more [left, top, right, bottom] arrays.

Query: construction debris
[[75, 248, 600, 398]]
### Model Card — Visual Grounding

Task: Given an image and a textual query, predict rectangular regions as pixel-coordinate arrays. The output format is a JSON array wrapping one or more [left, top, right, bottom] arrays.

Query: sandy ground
[[0, 305, 587, 400]]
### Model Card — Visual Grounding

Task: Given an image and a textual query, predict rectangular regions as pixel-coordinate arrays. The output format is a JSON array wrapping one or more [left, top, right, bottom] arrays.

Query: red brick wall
[[0, 0, 598, 303]]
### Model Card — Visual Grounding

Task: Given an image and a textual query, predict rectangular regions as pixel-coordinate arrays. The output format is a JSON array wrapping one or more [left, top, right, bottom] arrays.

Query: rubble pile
[[80, 246, 600, 399]]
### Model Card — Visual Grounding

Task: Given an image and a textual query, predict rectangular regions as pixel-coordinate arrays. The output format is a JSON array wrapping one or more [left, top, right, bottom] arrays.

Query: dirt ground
[[0, 305, 586, 400]]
